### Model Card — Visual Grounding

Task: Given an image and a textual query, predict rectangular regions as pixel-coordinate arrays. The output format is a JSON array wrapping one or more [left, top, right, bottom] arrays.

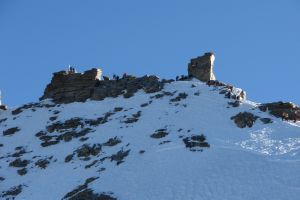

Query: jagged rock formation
[[231, 112, 259, 128], [1, 70, 300, 199], [207, 80, 246, 101], [259, 102, 300, 121], [0, 105, 7, 111], [40, 68, 101, 103], [40, 68, 164, 103], [188, 52, 216, 82]]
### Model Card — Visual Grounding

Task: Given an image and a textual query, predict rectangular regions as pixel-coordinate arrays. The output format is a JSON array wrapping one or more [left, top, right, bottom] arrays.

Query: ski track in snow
[[0, 80, 300, 200]]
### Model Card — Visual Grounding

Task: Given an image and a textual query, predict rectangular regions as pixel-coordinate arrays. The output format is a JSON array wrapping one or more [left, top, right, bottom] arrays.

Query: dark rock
[[139, 150, 145, 154], [53, 110, 60, 115], [150, 129, 168, 139], [9, 158, 29, 168], [183, 134, 210, 150], [3, 127, 20, 136], [103, 137, 122, 147], [41, 68, 101, 103], [47, 118, 84, 133], [123, 111, 141, 124], [259, 102, 300, 121], [58, 128, 93, 142], [12, 147, 27, 157], [113, 107, 123, 112], [188, 52, 216, 82], [194, 91, 200, 96], [2, 185, 23, 198], [0, 118, 7, 124], [260, 118, 273, 124], [41, 68, 164, 104], [150, 93, 165, 99], [0, 177, 5, 181], [207, 80, 246, 101], [49, 116, 58, 121], [110, 150, 130, 165], [140, 103, 149, 107], [161, 79, 174, 84], [35, 131, 47, 137], [63, 177, 99, 199], [80, 137, 89, 142], [41, 140, 60, 147], [228, 101, 241, 107], [85, 160, 98, 169], [68, 189, 116, 200], [0, 105, 7, 110], [65, 154, 74, 163], [159, 141, 171, 145], [170, 93, 188, 102], [231, 112, 259, 128], [11, 102, 51, 115], [76, 144, 101, 159], [17, 168, 27, 176], [35, 159, 50, 169]]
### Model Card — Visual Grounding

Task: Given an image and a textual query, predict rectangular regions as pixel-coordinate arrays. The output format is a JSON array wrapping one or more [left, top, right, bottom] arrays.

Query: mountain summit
[[1, 53, 300, 200]]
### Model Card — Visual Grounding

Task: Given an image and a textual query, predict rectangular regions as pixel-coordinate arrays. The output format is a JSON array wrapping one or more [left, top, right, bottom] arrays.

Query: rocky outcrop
[[188, 52, 216, 82], [259, 102, 300, 121], [40, 68, 101, 103], [207, 80, 246, 101], [231, 112, 259, 128], [0, 105, 7, 111], [40, 68, 164, 104], [91, 75, 163, 101]]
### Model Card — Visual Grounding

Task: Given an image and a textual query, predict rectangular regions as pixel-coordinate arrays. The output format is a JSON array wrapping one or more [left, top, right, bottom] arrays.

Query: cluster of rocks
[[182, 134, 210, 151], [207, 80, 247, 101], [40, 68, 164, 104], [63, 177, 116, 200], [3, 127, 20, 136], [150, 129, 169, 139], [259, 102, 300, 121], [37, 52, 221, 104], [231, 112, 273, 128], [11, 102, 56, 115], [231, 112, 259, 128], [1, 185, 23, 199], [0, 105, 7, 111]]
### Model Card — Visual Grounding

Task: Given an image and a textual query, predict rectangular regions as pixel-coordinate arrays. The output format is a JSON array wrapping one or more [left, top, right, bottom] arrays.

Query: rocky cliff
[[188, 52, 216, 82], [40, 69, 164, 104]]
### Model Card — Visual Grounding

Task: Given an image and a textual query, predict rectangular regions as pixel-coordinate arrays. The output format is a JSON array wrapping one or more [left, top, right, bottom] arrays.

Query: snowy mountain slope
[[0, 80, 300, 200]]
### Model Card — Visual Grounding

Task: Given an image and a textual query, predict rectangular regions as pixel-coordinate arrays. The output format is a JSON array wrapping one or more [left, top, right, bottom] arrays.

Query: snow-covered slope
[[1, 80, 300, 200]]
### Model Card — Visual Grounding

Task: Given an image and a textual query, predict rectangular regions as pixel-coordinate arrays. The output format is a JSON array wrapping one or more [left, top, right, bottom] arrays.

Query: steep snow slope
[[1, 80, 300, 200]]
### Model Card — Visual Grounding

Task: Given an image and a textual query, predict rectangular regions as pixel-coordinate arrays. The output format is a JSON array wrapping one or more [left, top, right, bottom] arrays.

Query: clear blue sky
[[0, 0, 299, 107]]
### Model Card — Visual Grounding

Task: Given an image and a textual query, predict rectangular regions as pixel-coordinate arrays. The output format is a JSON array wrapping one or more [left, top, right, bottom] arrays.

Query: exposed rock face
[[40, 68, 101, 103], [207, 80, 247, 101], [0, 105, 7, 111], [188, 52, 216, 82], [259, 102, 300, 121], [91, 75, 163, 101], [231, 112, 259, 128], [40, 68, 164, 104]]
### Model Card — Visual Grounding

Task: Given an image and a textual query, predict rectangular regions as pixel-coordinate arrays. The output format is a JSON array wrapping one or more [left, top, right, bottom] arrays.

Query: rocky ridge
[[1, 53, 300, 200]]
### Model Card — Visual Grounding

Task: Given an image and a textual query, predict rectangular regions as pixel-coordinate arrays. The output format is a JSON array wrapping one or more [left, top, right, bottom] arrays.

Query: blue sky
[[0, 0, 299, 107]]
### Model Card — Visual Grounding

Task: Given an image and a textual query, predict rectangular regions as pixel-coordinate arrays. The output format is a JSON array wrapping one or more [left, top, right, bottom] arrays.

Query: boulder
[[0, 105, 7, 111], [188, 52, 216, 82], [259, 102, 300, 121], [231, 112, 259, 128]]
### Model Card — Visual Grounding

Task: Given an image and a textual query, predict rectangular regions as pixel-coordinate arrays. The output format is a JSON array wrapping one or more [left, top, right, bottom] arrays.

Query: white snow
[[0, 80, 300, 200]]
